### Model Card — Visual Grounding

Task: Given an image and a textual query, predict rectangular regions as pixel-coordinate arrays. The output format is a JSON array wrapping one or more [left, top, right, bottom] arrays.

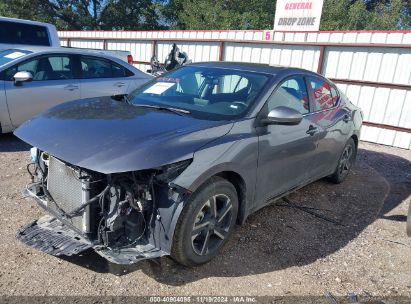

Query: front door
[[255, 75, 319, 205], [4, 54, 80, 127]]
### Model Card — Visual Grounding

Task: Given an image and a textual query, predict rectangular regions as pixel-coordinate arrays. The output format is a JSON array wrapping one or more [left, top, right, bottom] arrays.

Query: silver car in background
[[0, 47, 151, 133]]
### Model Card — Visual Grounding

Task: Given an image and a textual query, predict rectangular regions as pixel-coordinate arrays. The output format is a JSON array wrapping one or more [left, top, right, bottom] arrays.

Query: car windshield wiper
[[132, 104, 190, 116]]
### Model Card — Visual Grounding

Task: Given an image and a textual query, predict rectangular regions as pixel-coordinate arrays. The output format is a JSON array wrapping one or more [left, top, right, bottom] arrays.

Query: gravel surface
[[0, 134, 410, 299]]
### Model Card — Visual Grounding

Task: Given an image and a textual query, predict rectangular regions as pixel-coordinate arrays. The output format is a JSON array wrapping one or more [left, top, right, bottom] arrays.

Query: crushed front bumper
[[16, 215, 168, 264], [18, 184, 169, 265]]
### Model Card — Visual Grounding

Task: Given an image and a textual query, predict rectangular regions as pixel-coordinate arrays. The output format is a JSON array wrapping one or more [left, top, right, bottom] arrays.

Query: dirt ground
[[0, 134, 410, 301]]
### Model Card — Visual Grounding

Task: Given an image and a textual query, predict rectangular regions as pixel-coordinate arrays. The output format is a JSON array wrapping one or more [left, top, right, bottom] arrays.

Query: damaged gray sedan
[[15, 62, 363, 266]]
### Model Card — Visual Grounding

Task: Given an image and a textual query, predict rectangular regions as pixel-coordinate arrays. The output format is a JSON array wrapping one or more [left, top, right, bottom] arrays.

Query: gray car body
[[0, 47, 151, 133], [15, 62, 363, 258]]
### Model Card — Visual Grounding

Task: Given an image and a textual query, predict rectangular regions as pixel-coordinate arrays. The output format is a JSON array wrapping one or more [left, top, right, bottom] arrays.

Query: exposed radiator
[[47, 156, 90, 233]]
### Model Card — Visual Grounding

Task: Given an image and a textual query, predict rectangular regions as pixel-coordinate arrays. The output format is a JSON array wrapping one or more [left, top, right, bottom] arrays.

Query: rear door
[[307, 76, 351, 178], [3, 54, 80, 127], [255, 75, 319, 204], [79, 56, 133, 98]]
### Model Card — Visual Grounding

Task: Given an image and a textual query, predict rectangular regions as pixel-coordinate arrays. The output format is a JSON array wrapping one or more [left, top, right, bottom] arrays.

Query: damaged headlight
[[154, 159, 192, 183]]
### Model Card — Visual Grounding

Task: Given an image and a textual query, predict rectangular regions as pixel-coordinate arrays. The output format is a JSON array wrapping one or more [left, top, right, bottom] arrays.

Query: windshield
[[0, 49, 32, 67], [128, 66, 271, 121]]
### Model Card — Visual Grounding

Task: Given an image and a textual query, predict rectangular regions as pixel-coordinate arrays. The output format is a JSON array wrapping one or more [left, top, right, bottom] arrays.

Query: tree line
[[0, 0, 410, 30]]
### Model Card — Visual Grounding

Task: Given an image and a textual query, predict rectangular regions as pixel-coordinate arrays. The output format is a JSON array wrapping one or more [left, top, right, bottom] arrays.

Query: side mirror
[[13, 71, 33, 86], [261, 106, 303, 125]]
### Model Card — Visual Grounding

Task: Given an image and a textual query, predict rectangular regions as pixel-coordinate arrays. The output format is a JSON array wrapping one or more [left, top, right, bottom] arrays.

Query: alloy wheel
[[338, 144, 353, 178], [191, 194, 233, 256]]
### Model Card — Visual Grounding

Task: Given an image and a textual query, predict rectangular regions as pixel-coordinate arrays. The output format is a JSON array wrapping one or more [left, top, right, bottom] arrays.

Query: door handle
[[64, 85, 79, 91], [114, 82, 126, 87], [343, 114, 350, 123], [306, 125, 318, 136]]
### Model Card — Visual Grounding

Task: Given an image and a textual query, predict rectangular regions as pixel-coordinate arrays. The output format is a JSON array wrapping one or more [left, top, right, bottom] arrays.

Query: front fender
[[172, 119, 259, 223]]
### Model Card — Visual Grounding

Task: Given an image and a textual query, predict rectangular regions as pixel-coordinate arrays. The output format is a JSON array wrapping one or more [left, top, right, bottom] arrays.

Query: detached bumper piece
[[16, 215, 168, 264], [16, 215, 92, 256], [96, 244, 168, 265]]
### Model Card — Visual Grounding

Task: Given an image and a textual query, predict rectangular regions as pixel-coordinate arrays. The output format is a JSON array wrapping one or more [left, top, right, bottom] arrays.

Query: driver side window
[[267, 76, 309, 114], [5, 55, 74, 81]]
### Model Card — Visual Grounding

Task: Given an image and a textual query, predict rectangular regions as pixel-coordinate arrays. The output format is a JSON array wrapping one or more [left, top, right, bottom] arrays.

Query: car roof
[[0, 16, 54, 27], [188, 61, 319, 77], [3, 46, 115, 56], [0, 46, 131, 67], [0, 47, 142, 74]]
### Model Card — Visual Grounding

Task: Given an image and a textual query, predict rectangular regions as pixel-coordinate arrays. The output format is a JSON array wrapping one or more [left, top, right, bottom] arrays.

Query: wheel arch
[[214, 171, 247, 225], [351, 133, 359, 149], [349, 133, 359, 161]]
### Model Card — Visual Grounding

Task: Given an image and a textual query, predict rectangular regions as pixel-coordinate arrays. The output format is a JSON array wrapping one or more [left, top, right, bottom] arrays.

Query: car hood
[[14, 97, 233, 174]]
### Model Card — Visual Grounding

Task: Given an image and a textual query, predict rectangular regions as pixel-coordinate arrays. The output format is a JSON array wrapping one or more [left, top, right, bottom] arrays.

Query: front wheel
[[171, 177, 238, 266], [329, 138, 357, 184]]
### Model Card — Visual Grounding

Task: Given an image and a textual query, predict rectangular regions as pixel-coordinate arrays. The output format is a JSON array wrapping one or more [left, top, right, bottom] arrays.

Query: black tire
[[171, 176, 238, 267], [329, 138, 357, 184]]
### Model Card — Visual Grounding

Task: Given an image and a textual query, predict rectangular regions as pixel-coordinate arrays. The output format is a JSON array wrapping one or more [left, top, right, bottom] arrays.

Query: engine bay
[[18, 147, 191, 264]]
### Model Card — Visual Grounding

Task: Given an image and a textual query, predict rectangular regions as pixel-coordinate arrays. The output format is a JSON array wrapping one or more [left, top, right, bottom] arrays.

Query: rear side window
[[80, 56, 132, 79], [112, 63, 127, 77], [0, 21, 50, 46], [309, 77, 339, 111]]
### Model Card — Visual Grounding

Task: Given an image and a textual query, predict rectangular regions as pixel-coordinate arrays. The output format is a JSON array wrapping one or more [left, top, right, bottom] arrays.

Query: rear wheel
[[329, 138, 356, 184], [171, 177, 238, 266]]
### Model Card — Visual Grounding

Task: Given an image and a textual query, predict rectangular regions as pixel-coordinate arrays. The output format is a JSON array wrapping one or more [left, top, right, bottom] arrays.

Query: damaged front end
[[17, 148, 192, 264]]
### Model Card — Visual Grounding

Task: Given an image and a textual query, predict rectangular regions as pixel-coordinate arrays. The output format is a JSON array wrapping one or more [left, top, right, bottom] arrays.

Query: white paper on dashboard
[[4, 52, 26, 59], [143, 82, 175, 94]]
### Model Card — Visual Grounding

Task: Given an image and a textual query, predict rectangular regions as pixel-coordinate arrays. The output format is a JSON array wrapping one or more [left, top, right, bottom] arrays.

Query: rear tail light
[[127, 54, 133, 64]]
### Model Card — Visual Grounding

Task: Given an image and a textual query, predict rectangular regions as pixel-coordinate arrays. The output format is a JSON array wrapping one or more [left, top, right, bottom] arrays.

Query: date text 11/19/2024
[[149, 296, 257, 303]]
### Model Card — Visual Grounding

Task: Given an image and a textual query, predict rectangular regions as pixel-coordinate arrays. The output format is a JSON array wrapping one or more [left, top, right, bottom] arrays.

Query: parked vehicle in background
[[0, 17, 61, 49], [15, 62, 363, 267], [0, 47, 151, 133], [83, 49, 134, 65], [0, 17, 134, 64]]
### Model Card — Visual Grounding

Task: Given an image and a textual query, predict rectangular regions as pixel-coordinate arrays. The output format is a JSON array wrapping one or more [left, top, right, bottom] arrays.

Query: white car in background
[[0, 47, 152, 133], [0, 16, 134, 64]]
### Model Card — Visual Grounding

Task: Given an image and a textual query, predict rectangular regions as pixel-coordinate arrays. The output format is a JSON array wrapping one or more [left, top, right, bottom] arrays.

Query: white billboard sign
[[274, 0, 324, 32]]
